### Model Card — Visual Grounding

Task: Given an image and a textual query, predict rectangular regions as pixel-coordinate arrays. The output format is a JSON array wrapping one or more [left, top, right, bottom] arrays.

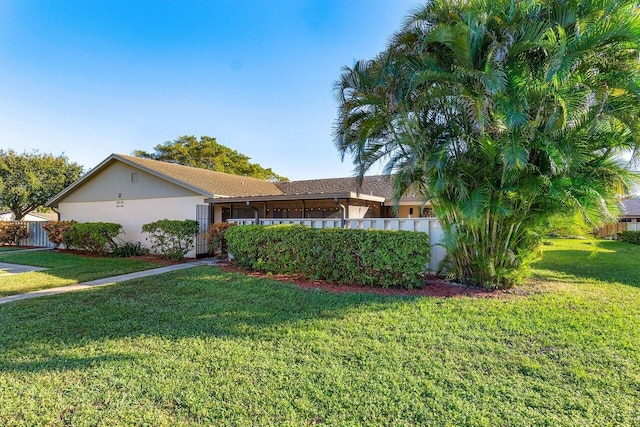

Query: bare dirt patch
[[219, 262, 516, 298]]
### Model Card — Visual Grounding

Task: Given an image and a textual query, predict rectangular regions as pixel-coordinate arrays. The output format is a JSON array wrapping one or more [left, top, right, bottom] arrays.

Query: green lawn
[[0, 250, 164, 297], [0, 246, 24, 252], [0, 239, 639, 425], [535, 238, 640, 287]]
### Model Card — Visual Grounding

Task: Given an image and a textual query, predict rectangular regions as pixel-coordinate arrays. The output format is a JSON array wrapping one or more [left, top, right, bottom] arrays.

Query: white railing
[[227, 217, 446, 271]]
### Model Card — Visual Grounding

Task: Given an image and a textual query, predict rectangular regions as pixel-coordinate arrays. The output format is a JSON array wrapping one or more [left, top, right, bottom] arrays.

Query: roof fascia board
[[205, 192, 386, 204], [396, 199, 430, 206]]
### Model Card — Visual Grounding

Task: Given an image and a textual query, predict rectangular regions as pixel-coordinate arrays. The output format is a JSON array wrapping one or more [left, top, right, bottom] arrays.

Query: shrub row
[[0, 222, 29, 246], [617, 230, 640, 244], [225, 225, 431, 288], [42, 219, 197, 259]]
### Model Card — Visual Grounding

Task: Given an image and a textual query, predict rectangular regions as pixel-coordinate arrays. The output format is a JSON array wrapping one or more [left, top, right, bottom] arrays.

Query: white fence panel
[[227, 217, 446, 271]]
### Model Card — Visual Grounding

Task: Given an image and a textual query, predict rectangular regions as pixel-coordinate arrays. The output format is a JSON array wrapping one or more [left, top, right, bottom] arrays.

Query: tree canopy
[[0, 150, 83, 220], [133, 135, 288, 182], [334, 0, 640, 288]]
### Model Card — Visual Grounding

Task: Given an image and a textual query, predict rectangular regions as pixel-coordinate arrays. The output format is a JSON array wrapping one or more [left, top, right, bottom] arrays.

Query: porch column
[[334, 198, 346, 229], [246, 201, 260, 225]]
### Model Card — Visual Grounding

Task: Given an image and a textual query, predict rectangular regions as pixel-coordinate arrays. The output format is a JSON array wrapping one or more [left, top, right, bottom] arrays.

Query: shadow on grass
[[533, 240, 640, 288], [0, 267, 410, 372]]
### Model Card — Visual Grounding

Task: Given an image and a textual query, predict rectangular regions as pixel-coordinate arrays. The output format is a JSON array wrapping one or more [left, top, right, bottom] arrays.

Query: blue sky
[[0, 0, 419, 179]]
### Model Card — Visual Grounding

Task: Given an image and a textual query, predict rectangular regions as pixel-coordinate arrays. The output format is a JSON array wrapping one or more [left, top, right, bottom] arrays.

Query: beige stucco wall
[[213, 205, 223, 224], [61, 161, 199, 203], [397, 205, 433, 218], [59, 196, 206, 258], [348, 205, 369, 218]]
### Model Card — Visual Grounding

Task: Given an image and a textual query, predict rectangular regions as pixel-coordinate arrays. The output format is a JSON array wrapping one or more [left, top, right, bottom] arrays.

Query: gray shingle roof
[[276, 175, 396, 199], [116, 154, 283, 197], [622, 199, 640, 216], [49, 153, 420, 207]]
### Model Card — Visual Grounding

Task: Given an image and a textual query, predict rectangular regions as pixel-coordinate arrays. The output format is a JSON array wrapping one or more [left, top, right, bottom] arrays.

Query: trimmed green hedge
[[142, 219, 198, 260], [64, 222, 122, 255], [225, 225, 431, 288], [618, 230, 640, 244]]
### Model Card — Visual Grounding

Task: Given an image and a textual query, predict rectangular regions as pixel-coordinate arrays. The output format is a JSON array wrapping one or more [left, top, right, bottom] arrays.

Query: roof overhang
[[47, 154, 215, 207], [205, 192, 386, 205], [396, 198, 431, 206]]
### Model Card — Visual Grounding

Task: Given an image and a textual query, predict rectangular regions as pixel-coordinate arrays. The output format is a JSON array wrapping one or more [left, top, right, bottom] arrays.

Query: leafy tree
[[133, 135, 288, 181], [334, 0, 640, 288], [0, 150, 83, 220]]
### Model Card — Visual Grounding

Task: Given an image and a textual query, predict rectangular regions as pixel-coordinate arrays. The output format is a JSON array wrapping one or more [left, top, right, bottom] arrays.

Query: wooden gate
[[596, 222, 627, 238]]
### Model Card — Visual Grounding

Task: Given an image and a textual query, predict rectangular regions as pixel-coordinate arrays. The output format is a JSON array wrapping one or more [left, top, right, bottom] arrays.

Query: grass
[[535, 238, 640, 287], [0, 239, 639, 425], [0, 250, 165, 297], [0, 246, 23, 252]]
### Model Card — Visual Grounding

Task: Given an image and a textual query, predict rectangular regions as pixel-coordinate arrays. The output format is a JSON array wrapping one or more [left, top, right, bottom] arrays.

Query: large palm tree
[[334, 0, 640, 288]]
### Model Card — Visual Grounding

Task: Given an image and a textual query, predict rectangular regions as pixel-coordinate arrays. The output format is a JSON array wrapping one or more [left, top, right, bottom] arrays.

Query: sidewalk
[[0, 262, 48, 275], [0, 247, 54, 254], [0, 260, 217, 305]]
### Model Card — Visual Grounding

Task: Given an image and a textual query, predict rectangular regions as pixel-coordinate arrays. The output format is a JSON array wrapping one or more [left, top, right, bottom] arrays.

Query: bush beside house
[[142, 219, 199, 260], [617, 231, 640, 245], [225, 224, 430, 288], [205, 222, 236, 258], [0, 222, 29, 246], [64, 222, 123, 255], [43, 220, 77, 248]]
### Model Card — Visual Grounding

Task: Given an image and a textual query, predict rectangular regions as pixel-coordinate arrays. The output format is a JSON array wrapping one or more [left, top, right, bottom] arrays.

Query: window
[[131, 173, 138, 183]]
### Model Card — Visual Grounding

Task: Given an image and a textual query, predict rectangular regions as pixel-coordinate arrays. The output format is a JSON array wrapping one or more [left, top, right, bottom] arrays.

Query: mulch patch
[[218, 262, 510, 298]]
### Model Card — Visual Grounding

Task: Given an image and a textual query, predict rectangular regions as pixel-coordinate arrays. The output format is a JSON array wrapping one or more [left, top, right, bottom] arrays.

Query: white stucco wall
[[58, 196, 206, 258]]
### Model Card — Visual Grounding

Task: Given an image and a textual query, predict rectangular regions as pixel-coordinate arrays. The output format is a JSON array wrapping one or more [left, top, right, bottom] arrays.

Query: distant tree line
[[133, 135, 288, 182], [0, 150, 82, 220]]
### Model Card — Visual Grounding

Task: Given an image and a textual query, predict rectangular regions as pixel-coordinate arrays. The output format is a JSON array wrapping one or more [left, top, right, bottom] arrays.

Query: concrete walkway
[[0, 262, 48, 276], [0, 260, 217, 305], [0, 247, 54, 255]]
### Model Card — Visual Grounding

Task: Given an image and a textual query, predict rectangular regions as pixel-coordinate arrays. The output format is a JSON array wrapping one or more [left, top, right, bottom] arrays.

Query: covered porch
[[205, 192, 389, 224], [205, 192, 433, 224]]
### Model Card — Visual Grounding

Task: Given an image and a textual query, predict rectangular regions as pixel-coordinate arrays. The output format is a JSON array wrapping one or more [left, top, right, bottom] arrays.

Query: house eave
[[205, 192, 386, 205]]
